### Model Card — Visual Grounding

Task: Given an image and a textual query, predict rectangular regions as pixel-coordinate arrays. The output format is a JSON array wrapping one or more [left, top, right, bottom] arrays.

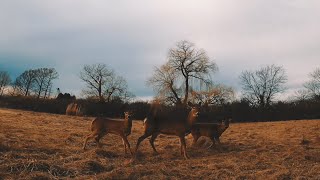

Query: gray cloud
[[0, 0, 319, 99]]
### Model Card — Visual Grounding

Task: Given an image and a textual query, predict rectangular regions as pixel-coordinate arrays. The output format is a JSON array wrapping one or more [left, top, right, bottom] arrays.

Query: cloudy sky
[[0, 0, 319, 100]]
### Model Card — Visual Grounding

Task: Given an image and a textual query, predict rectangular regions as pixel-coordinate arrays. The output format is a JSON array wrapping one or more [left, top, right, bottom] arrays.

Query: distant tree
[[304, 67, 320, 98], [0, 71, 11, 96], [80, 63, 132, 102], [44, 68, 59, 98], [104, 75, 131, 103], [121, 90, 136, 103], [33, 68, 59, 98], [80, 64, 114, 102], [148, 40, 218, 105], [14, 69, 37, 96], [293, 89, 310, 102], [240, 64, 287, 108]]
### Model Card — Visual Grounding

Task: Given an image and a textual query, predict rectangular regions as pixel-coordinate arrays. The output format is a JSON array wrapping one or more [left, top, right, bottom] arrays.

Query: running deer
[[135, 103, 200, 159], [83, 112, 133, 156], [191, 118, 231, 148]]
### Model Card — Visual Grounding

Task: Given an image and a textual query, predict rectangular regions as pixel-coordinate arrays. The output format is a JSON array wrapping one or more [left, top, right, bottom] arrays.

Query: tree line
[[147, 40, 319, 108], [0, 64, 134, 103], [0, 68, 58, 98]]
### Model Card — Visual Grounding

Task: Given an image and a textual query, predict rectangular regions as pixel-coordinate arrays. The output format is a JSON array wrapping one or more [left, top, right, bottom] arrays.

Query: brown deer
[[83, 112, 133, 156], [135, 103, 200, 159], [191, 118, 231, 148], [66, 102, 82, 116]]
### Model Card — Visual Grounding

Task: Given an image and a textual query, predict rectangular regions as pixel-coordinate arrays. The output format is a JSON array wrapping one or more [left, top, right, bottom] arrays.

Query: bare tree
[[0, 71, 11, 96], [148, 40, 218, 105], [80, 63, 132, 102], [14, 69, 37, 96], [304, 67, 320, 98], [293, 89, 310, 101], [104, 75, 131, 103], [33, 68, 59, 98], [240, 64, 287, 108], [80, 64, 114, 102], [43, 68, 59, 98]]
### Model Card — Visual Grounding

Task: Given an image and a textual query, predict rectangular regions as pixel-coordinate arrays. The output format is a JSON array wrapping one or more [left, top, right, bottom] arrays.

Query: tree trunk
[[98, 78, 103, 102], [25, 84, 30, 96], [183, 77, 189, 105], [37, 81, 43, 98], [169, 81, 182, 105]]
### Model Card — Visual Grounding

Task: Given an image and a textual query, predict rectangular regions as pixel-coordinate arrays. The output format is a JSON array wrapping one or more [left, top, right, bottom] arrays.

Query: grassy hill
[[0, 108, 319, 179]]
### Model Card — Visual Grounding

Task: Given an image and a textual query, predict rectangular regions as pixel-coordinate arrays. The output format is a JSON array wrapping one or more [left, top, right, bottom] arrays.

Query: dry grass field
[[0, 108, 320, 179]]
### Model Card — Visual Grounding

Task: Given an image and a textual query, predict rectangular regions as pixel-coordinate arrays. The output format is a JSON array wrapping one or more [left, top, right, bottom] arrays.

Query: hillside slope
[[0, 108, 319, 179]]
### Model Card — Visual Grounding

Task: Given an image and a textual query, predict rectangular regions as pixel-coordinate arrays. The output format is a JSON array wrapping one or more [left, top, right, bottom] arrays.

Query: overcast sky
[[0, 0, 319, 100]]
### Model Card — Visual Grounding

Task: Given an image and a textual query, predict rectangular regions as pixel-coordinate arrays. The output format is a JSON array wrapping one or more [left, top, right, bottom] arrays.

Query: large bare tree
[[80, 63, 132, 102], [240, 64, 287, 108], [148, 40, 218, 105], [0, 71, 11, 96], [304, 67, 320, 98]]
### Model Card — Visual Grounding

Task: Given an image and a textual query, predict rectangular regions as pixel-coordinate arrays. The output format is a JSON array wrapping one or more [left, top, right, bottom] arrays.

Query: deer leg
[[179, 136, 189, 159], [149, 133, 159, 154], [83, 133, 96, 150], [122, 139, 127, 154], [208, 136, 216, 149], [212, 132, 221, 145], [215, 137, 221, 145], [95, 133, 104, 148], [121, 135, 133, 156], [135, 133, 152, 154], [214, 135, 222, 151], [192, 133, 200, 147]]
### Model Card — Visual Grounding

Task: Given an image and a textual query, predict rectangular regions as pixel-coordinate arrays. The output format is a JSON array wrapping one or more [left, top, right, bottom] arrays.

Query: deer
[[66, 102, 82, 116], [82, 112, 133, 156], [134, 102, 200, 159], [191, 118, 231, 149]]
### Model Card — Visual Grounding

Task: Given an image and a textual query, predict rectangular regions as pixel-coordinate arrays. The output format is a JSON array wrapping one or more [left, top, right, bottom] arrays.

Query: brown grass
[[0, 108, 320, 179]]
